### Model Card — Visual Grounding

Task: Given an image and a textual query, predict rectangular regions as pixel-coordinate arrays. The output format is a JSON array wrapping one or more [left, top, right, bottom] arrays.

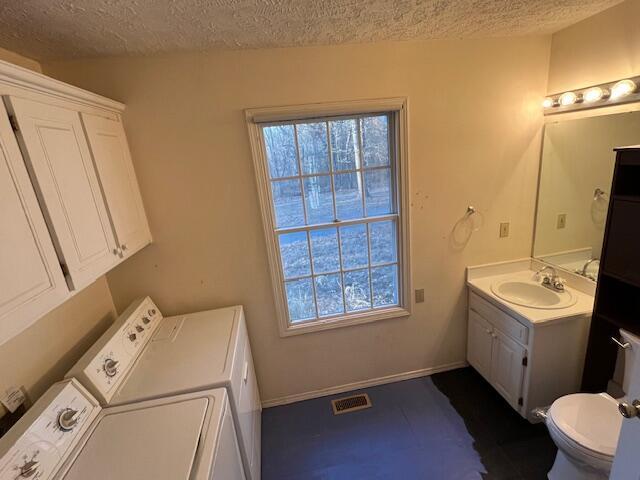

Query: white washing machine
[[0, 379, 245, 480], [65, 297, 261, 480]]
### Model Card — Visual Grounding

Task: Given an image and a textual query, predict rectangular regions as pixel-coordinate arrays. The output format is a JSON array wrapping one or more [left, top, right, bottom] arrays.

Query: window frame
[[246, 98, 411, 337]]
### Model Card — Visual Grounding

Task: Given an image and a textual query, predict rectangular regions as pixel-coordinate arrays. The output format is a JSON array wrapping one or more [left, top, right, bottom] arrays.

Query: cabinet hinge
[[522, 356, 528, 367], [8, 114, 18, 132], [517, 397, 523, 406]]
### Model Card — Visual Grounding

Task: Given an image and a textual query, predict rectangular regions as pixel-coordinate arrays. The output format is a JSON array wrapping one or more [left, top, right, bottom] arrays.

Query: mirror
[[533, 111, 640, 281]]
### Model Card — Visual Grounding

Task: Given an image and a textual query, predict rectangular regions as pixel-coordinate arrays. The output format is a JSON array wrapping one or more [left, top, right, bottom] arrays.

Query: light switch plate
[[557, 213, 567, 229], [415, 289, 425, 303], [499, 222, 510, 238]]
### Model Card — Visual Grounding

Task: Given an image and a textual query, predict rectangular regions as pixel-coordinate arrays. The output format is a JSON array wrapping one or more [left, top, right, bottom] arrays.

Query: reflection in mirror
[[533, 111, 640, 282]]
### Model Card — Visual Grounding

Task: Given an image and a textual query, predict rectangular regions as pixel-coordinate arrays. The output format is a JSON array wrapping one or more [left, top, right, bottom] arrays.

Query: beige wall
[[548, 0, 640, 93], [44, 36, 550, 402], [0, 278, 116, 415], [0, 47, 42, 73], [0, 48, 117, 417]]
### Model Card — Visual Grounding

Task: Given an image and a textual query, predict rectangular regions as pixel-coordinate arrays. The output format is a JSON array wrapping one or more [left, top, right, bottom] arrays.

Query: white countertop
[[466, 259, 594, 326]]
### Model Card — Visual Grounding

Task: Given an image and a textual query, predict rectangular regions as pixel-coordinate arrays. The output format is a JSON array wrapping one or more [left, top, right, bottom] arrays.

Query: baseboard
[[261, 360, 468, 408]]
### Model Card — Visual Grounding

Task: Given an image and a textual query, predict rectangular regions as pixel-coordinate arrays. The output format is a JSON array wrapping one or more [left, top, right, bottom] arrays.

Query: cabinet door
[[0, 106, 68, 343], [467, 310, 494, 382], [491, 330, 526, 409], [6, 97, 119, 290], [81, 113, 151, 256]]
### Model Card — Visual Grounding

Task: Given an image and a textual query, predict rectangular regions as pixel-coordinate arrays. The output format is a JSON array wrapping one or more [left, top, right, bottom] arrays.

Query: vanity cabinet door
[[491, 330, 525, 409], [5, 97, 119, 290], [467, 310, 494, 382], [0, 106, 68, 342], [81, 113, 151, 257]]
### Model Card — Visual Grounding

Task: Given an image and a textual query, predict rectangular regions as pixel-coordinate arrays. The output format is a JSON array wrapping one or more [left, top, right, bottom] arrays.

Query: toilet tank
[[621, 329, 640, 393]]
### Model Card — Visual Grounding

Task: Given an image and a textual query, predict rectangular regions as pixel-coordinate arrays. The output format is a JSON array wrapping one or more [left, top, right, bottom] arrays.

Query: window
[[247, 99, 410, 335]]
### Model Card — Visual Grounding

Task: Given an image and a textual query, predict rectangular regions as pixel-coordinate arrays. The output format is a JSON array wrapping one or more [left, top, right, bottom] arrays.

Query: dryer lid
[[548, 393, 622, 457], [62, 397, 209, 480]]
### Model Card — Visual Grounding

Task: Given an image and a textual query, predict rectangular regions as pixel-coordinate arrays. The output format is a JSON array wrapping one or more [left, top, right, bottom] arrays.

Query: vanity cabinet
[[467, 290, 591, 421], [468, 295, 527, 410], [0, 60, 151, 345]]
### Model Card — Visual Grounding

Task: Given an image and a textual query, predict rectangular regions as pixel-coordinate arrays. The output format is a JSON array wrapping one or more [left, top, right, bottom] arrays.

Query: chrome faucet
[[576, 258, 599, 281], [535, 265, 565, 292]]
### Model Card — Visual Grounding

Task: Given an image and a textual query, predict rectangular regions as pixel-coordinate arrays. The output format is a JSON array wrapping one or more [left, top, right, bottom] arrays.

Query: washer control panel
[[65, 297, 163, 404], [0, 381, 99, 480]]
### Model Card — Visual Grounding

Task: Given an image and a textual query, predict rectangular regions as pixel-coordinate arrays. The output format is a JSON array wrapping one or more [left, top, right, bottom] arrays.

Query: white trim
[[261, 361, 468, 408], [0, 59, 124, 113], [245, 98, 412, 337], [246, 97, 407, 124]]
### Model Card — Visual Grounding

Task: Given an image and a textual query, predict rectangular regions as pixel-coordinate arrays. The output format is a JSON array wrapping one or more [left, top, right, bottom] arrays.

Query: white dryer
[[0, 379, 244, 480], [65, 297, 261, 480]]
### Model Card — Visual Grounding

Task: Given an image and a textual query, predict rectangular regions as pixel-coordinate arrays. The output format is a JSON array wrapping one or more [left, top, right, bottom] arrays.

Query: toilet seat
[[547, 393, 622, 459]]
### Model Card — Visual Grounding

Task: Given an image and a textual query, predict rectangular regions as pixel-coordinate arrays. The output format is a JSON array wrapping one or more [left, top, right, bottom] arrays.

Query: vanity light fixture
[[559, 91, 580, 106], [610, 79, 637, 99], [583, 87, 608, 103], [543, 75, 640, 115]]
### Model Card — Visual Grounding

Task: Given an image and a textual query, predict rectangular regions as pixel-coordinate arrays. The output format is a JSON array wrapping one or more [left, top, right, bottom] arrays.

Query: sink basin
[[490, 280, 577, 309]]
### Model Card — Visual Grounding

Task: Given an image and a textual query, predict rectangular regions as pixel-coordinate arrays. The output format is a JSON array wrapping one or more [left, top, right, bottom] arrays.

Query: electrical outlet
[[499, 222, 510, 238], [557, 213, 567, 229], [415, 289, 425, 303]]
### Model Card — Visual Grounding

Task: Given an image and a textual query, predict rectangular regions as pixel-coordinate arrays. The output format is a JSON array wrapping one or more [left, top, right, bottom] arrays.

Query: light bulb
[[611, 79, 636, 99], [559, 91, 578, 106], [542, 97, 555, 108], [583, 87, 608, 103]]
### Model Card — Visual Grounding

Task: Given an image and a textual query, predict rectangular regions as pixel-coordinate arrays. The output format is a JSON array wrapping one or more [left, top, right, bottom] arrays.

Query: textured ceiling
[[0, 0, 625, 60]]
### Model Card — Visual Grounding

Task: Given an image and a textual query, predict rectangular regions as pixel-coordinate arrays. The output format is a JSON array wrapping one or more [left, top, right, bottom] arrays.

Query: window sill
[[279, 306, 411, 337]]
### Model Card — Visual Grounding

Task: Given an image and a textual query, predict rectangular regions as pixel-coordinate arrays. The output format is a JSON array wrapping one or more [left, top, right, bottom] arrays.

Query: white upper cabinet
[[81, 113, 151, 257], [0, 104, 69, 341], [5, 96, 119, 290]]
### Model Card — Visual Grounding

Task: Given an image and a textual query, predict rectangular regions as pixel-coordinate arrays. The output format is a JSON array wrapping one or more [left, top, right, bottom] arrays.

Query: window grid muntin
[[263, 112, 400, 325], [280, 218, 400, 321]]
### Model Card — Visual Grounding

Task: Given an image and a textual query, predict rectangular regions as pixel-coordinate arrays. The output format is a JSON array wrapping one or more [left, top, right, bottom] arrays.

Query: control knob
[[128, 332, 137, 341], [142, 317, 150, 325], [148, 309, 156, 316], [58, 408, 79, 431], [18, 459, 39, 478], [103, 358, 119, 377], [135, 325, 144, 333]]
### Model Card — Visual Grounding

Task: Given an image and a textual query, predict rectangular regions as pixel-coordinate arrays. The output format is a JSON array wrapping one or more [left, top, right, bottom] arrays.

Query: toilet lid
[[548, 393, 623, 457]]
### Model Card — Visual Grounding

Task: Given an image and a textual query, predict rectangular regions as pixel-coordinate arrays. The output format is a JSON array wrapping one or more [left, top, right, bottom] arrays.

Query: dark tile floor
[[262, 367, 557, 479]]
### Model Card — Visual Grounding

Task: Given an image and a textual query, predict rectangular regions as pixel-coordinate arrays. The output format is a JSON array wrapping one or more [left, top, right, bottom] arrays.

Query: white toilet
[[544, 329, 640, 480]]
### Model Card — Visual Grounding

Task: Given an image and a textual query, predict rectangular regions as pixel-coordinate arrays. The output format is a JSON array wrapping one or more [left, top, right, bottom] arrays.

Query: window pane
[[334, 172, 364, 220], [315, 274, 344, 316], [272, 179, 304, 228], [364, 168, 393, 216], [278, 232, 311, 279], [340, 224, 368, 270], [371, 265, 398, 307], [369, 220, 397, 265], [344, 269, 371, 311], [285, 278, 316, 322], [298, 122, 329, 175], [330, 119, 360, 171], [303, 175, 334, 224], [310, 228, 340, 273], [361, 116, 390, 168], [264, 125, 298, 178]]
